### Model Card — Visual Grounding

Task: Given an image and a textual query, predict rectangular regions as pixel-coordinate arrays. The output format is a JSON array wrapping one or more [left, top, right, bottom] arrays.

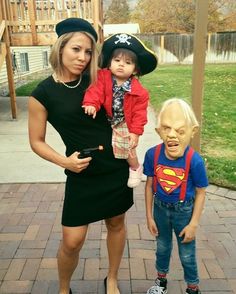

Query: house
[[0, 46, 51, 86]]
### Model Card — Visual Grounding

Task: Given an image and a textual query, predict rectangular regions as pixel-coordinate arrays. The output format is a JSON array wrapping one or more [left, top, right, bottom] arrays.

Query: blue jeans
[[153, 197, 199, 285]]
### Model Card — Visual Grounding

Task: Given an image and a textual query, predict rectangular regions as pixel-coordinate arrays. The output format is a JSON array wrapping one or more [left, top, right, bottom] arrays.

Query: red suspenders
[[153, 144, 162, 194], [153, 143, 194, 202]]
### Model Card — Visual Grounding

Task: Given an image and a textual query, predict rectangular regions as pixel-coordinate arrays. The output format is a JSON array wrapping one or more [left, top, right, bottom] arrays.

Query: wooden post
[[1, 0, 17, 119], [191, 0, 209, 152], [207, 33, 211, 54], [0, 0, 2, 20], [160, 35, 164, 64], [28, 0, 38, 45], [93, 0, 99, 38]]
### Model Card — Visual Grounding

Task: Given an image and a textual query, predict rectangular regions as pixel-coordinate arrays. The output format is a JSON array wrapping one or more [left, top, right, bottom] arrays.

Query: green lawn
[[16, 64, 236, 189], [15, 80, 43, 96], [140, 64, 236, 190]]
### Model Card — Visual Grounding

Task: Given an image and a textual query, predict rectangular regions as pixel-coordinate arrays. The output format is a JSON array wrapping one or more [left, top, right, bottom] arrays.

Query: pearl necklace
[[53, 73, 82, 89]]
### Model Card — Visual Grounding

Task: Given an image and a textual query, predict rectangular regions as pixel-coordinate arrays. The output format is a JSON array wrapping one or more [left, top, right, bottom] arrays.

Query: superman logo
[[156, 164, 185, 194]]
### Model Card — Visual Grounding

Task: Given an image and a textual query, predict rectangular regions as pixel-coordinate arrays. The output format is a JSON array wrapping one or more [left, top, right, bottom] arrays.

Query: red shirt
[[83, 69, 149, 135]]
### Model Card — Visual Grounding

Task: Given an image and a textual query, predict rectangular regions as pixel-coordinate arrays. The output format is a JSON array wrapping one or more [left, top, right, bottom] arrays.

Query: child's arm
[[82, 70, 106, 116], [145, 176, 158, 237], [129, 88, 149, 135], [179, 187, 206, 243]]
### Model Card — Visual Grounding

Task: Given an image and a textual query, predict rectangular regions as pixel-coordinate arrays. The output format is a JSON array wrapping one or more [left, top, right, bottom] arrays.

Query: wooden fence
[[138, 32, 236, 64]]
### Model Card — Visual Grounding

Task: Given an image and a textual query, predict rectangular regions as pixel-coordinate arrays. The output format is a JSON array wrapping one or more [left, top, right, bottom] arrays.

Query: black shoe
[[104, 277, 107, 294], [186, 288, 201, 294], [69, 288, 72, 294]]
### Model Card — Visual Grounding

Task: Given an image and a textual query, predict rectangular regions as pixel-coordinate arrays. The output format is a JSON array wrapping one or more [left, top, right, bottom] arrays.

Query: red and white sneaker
[[127, 165, 143, 188]]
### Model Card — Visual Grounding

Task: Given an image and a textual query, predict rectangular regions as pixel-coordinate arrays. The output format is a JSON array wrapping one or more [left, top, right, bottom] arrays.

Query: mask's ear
[[191, 126, 199, 138], [155, 127, 161, 136]]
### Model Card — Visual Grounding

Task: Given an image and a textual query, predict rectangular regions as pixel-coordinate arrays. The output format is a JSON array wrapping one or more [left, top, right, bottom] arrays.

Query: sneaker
[[127, 165, 143, 188], [186, 288, 201, 294], [146, 278, 168, 294]]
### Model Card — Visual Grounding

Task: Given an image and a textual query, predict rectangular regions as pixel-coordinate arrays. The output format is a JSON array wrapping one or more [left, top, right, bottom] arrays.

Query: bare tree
[[104, 0, 130, 24]]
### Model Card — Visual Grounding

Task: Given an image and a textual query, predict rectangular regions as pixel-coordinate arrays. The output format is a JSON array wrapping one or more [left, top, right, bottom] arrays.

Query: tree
[[208, 0, 236, 31], [104, 0, 130, 24], [131, 0, 236, 33]]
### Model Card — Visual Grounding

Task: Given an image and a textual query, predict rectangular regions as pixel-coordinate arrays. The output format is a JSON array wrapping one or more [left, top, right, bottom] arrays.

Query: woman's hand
[[64, 151, 92, 173]]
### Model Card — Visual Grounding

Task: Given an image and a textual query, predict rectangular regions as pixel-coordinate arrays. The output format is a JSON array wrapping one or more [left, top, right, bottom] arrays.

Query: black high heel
[[104, 277, 107, 294], [69, 288, 72, 294]]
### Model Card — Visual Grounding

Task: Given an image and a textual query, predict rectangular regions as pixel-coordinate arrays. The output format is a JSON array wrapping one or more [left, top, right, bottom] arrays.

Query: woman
[[28, 18, 133, 294]]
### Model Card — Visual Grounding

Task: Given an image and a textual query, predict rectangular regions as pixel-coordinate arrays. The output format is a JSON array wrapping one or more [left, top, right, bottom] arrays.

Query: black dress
[[31, 75, 133, 226]]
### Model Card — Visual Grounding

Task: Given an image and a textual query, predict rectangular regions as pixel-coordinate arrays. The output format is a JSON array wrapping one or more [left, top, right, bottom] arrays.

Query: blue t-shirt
[[143, 144, 208, 203]]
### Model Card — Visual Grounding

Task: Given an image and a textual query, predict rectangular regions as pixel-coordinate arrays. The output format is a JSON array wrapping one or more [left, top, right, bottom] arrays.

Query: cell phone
[[78, 145, 104, 158]]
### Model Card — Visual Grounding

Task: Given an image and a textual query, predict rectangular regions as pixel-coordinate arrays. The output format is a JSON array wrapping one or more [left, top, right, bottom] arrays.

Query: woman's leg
[[57, 225, 88, 294], [105, 213, 126, 294]]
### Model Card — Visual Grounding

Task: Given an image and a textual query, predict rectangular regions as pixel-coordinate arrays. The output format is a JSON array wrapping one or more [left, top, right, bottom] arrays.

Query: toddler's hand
[[129, 133, 139, 149], [82, 105, 97, 118]]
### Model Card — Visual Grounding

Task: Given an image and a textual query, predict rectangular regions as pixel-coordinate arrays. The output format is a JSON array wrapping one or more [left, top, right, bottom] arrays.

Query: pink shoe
[[127, 165, 143, 188]]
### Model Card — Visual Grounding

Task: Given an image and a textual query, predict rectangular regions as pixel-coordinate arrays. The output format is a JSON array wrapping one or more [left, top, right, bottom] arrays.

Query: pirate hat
[[56, 18, 98, 42], [100, 33, 158, 75]]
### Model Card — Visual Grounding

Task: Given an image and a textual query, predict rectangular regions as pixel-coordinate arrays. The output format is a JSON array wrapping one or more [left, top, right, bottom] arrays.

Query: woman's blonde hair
[[49, 31, 98, 85], [157, 98, 199, 128]]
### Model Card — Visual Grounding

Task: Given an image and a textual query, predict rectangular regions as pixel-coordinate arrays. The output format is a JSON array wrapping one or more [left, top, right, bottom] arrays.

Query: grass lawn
[[140, 64, 236, 190], [15, 80, 43, 96], [16, 64, 236, 189]]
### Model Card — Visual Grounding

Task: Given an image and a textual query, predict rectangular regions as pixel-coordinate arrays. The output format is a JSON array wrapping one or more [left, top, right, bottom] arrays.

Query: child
[[82, 33, 158, 188], [144, 98, 208, 294]]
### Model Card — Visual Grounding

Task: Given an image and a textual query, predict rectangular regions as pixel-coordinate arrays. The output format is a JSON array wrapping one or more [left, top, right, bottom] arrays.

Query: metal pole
[[191, 0, 209, 152]]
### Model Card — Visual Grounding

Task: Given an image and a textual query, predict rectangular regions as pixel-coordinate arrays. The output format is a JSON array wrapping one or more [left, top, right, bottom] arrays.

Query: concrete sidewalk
[[0, 96, 236, 293], [0, 96, 65, 183]]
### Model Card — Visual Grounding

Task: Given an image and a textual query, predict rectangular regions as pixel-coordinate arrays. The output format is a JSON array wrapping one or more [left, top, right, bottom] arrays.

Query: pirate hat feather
[[100, 33, 158, 75]]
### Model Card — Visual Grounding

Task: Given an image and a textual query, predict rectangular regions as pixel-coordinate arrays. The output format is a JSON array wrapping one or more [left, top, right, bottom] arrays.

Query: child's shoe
[[146, 278, 168, 294], [186, 288, 201, 294], [127, 165, 143, 188]]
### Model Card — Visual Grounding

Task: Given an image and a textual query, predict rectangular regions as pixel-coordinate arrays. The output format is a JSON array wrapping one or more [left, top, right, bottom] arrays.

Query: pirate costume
[[83, 33, 158, 186]]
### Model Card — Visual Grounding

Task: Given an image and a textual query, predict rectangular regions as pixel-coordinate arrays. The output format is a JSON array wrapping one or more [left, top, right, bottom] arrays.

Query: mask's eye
[[178, 129, 185, 135], [162, 126, 170, 133]]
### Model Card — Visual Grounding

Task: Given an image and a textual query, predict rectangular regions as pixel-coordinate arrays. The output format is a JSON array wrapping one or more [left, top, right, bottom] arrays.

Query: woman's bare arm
[[28, 97, 91, 173]]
